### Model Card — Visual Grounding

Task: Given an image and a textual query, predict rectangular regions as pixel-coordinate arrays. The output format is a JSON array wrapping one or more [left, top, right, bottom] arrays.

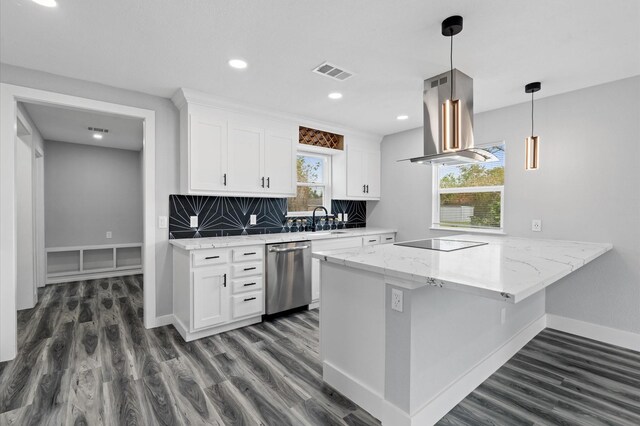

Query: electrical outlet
[[343, 213, 348, 222], [532, 219, 542, 232], [250, 214, 257, 225], [190, 216, 198, 228], [337, 213, 343, 222], [106, 231, 112, 239], [158, 216, 168, 229], [501, 307, 506, 324], [391, 288, 403, 312]]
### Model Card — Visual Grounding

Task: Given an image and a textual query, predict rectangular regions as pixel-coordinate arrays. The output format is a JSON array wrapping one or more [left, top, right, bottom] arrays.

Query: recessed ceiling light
[[32, 0, 57, 7], [328, 92, 343, 100], [228, 59, 248, 69], [397, 115, 409, 120], [93, 133, 103, 140]]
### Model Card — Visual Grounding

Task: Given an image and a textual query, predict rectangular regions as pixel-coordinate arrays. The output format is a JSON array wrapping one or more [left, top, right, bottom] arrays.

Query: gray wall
[[368, 76, 640, 334], [44, 140, 143, 247], [1, 63, 180, 317]]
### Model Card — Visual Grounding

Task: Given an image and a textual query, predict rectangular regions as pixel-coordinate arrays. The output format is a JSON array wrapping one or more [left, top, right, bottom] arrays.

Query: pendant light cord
[[450, 35, 454, 99], [531, 91, 534, 137]]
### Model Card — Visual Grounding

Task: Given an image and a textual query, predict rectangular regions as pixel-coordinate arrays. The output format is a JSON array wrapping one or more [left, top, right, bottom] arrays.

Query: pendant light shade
[[441, 16, 463, 152], [525, 82, 541, 170]]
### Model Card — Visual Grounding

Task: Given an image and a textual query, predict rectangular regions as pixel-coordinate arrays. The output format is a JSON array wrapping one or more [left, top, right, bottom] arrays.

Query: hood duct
[[409, 69, 498, 165]]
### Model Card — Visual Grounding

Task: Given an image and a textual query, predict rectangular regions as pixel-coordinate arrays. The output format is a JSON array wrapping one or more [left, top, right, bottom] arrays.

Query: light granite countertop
[[313, 234, 612, 303], [169, 227, 397, 250]]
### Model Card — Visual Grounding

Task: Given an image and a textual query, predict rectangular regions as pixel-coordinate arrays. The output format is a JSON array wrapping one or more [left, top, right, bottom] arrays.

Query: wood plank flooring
[[1, 275, 638, 425], [0, 276, 380, 426], [437, 328, 640, 425]]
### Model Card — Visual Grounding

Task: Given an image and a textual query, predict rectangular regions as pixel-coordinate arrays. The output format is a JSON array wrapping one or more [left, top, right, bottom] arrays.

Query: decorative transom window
[[287, 153, 331, 215], [432, 144, 505, 232]]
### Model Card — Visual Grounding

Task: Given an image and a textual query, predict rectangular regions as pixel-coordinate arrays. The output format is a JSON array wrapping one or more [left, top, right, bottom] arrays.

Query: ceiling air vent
[[312, 62, 354, 81], [88, 127, 109, 133]]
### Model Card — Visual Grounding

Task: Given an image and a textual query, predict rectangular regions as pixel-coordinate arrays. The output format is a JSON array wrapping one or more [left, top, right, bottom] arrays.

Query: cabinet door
[[346, 146, 366, 198], [311, 257, 320, 302], [189, 111, 228, 192], [192, 266, 229, 330], [227, 122, 265, 193], [264, 129, 295, 195], [364, 149, 381, 198]]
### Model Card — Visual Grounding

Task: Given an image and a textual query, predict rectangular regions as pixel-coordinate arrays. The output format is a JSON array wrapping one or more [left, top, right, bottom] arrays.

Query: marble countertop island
[[169, 227, 397, 250], [314, 234, 612, 303]]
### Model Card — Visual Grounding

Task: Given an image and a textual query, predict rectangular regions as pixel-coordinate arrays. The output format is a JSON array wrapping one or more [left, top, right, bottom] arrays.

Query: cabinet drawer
[[380, 233, 396, 244], [232, 262, 263, 278], [232, 276, 263, 294], [232, 292, 263, 319], [192, 249, 229, 267], [363, 235, 381, 246], [232, 246, 264, 262]]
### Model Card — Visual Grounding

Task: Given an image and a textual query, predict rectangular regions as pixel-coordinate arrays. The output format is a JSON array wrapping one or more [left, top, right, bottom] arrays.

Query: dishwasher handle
[[268, 245, 310, 253]]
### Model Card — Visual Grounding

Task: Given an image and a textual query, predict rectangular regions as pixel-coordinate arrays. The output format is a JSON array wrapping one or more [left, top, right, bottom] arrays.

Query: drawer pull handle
[[368, 239, 376, 242], [243, 252, 257, 256], [386, 238, 393, 241], [205, 256, 220, 260], [244, 282, 257, 287], [223, 273, 227, 287], [244, 267, 257, 271], [244, 297, 257, 302]]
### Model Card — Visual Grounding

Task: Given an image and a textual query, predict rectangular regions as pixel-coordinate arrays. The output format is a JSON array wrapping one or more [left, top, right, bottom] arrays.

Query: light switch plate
[[190, 216, 198, 228], [106, 231, 112, 239], [532, 219, 542, 232], [250, 214, 257, 225], [343, 213, 348, 222], [158, 216, 168, 229]]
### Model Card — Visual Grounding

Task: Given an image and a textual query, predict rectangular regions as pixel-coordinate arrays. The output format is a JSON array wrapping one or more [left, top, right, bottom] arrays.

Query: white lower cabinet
[[311, 233, 394, 304], [192, 266, 230, 330], [173, 245, 265, 341]]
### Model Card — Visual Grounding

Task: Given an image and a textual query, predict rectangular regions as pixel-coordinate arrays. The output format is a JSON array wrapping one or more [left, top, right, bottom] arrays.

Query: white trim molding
[[0, 83, 157, 362], [546, 314, 640, 352]]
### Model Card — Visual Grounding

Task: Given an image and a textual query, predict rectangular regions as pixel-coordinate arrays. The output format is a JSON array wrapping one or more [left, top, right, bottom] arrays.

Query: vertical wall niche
[[169, 195, 366, 239]]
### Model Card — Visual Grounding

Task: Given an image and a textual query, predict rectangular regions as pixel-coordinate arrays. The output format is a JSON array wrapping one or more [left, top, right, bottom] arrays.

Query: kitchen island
[[313, 235, 612, 426]]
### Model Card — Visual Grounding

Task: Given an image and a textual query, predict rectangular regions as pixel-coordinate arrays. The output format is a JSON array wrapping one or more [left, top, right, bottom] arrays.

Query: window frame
[[286, 150, 332, 217], [431, 142, 506, 235]]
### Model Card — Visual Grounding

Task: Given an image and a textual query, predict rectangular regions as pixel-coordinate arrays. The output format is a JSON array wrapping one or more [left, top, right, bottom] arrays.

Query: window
[[287, 153, 331, 215], [432, 144, 505, 232]]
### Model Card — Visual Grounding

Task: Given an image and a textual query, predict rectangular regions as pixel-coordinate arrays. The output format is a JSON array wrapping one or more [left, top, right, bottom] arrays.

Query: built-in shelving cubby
[[46, 243, 143, 284]]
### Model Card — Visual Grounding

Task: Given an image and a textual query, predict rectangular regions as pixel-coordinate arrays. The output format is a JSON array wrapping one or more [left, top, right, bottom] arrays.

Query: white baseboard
[[546, 314, 640, 352], [151, 314, 174, 328]]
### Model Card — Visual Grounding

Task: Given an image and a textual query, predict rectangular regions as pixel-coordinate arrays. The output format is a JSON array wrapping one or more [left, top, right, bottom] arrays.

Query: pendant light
[[441, 15, 463, 152], [525, 82, 541, 170]]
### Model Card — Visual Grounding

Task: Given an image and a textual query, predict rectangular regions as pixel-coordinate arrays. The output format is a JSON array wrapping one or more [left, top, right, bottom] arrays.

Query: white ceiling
[[2, 0, 639, 136], [23, 102, 143, 150]]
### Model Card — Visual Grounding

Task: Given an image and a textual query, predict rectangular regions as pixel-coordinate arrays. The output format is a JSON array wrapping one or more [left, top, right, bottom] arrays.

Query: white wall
[[368, 76, 640, 334], [0, 63, 180, 316], [44, 140, 143, 247]]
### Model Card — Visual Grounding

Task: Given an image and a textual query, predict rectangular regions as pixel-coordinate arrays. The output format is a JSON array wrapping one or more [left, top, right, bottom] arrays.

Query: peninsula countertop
[[168, 227, 397, 250], [313, 234, 612, 303]]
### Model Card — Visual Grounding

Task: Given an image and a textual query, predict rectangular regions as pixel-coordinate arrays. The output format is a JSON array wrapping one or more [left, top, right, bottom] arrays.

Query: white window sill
[[430, 226, 506, 235]]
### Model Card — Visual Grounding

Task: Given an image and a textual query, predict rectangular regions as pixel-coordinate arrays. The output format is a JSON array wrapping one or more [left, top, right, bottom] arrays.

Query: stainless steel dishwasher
[[265, 240, 311, 315]]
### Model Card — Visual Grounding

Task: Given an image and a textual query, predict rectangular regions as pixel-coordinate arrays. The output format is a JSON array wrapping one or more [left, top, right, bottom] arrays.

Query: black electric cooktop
[[394, 239, 488, 252]]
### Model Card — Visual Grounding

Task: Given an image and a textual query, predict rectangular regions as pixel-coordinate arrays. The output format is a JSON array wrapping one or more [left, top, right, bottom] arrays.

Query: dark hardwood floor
[[1, 275, 638, 425]]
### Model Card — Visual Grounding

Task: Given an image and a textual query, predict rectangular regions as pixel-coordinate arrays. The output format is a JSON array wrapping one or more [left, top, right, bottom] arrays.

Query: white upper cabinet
[[187, 106, 228, 192], [264, 128, 296, 195], [334, 142, 382, 200], [174, 90, 297, 197], [227, 122, 265, 193]]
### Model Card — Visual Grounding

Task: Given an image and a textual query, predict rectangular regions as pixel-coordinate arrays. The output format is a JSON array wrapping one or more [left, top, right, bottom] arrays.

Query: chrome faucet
[[312, 206, 329, 232]]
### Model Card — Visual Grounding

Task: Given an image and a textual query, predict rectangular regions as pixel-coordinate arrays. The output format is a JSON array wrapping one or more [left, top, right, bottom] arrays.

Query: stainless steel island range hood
[[409, 69, 497, 166], [409, 15, 497, 166]]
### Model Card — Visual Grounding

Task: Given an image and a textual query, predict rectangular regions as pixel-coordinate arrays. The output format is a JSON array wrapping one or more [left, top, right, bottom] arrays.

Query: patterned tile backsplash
[[169, 195, 366, 239]]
